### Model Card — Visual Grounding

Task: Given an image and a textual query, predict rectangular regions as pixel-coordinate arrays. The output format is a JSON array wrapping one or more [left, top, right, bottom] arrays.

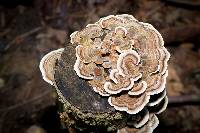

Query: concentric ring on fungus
[[39, 14, 170, 132], [70, 14, 170, 130]]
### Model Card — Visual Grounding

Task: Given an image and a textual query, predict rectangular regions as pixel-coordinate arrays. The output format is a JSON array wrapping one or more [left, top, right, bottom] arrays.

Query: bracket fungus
[[72, 14, 169, 112], [39, 14, 170, 133], [118, 113, 159, 133], [39, 48, 64, 86]]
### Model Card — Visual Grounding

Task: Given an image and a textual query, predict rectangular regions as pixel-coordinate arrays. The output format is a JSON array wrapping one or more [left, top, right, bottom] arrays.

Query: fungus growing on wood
[[72, 14, 170, 114], [128, 81, 147, 96], [70, 14, 169, 131], [39, 48, 64, 86], [118, 114, 159, 133], [148, 89, 167, 107], [148, 96, 168, 114], [39, 14, 170, 132], [128, 108, 150, 128], [108, 93, 150, 114]]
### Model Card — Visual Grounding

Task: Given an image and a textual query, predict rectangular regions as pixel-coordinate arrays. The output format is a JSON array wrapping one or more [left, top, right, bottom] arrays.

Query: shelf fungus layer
[[70, 14, 170, 131], [39, 14, 170, 132], [117, 113, 159, 133], [39, 48, 64, 86], [72, 14, 170, 115]]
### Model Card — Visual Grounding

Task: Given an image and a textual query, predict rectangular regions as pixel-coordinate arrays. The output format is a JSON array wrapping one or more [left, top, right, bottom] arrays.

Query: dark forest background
[[0, 0, 200, 133]]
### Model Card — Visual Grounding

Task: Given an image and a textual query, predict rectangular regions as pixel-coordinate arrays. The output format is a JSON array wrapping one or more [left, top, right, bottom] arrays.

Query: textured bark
[[54, 43, 133, 132]]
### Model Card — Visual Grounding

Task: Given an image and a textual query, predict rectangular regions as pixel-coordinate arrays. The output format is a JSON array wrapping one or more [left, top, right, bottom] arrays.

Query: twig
[[168, 95, 200, 107], [5, 26, 43, 50], [0, 90, 52, 112]]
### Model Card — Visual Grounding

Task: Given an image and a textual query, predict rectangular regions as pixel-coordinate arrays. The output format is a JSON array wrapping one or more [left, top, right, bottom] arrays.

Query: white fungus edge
[[74, 45, 94, 80], [116, 114, 159, 133], [99, 15, 115, 28], [139, 22, 164, 47], [156, 96, 168, 114], [128, 81, 147, 96], [147, 70, 168, 96], [147, 114, 159, 133], [133, 109, 149, 128], [114, 26, 128, 36], [93, 87, 110, 97], [70, 31, 78, 44], [161, 48, 170, 75], [117, 50, 141, 77], [148, 90, 167, 107], [116, 14, 137, 22], [104, 74, 142, 94], [110, 69, 119, 84], [39, 48, 65, 86], [108, 94, 150, 114]]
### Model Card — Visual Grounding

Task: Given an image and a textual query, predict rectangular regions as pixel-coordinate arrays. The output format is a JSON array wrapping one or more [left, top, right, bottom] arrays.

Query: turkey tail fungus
[[39, 14, 170, 133]]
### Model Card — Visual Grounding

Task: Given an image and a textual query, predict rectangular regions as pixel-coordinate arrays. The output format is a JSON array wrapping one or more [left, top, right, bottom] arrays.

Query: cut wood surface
[[54, 43, 128, 132]]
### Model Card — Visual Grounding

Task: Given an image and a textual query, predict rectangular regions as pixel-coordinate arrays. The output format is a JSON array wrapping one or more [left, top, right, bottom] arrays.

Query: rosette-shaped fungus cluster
[[39, 14, 170, 132], [72, 14, 170, 130], [72, 14, 170, 113]]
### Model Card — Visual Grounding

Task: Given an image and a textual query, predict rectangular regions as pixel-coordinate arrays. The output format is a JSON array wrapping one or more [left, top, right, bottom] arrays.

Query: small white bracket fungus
[[39, 48, 64, 86], [74, 60, 94, 80], [99, 15, 115, 28], [151, 64, 160, 74], [147, 96, 168, 115]]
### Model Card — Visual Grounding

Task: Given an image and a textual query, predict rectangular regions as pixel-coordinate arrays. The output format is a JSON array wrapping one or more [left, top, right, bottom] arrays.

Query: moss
[[55, 87, 127, 132]]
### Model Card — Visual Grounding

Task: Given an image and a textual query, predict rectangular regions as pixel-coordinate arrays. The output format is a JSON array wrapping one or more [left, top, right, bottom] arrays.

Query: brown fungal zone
[[71, 14, 170, 130], [117, 113, 159, 133], [39, 48, 64, 86]]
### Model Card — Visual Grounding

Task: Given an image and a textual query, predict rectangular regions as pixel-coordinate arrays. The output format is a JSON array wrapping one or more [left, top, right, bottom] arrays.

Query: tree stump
[[54, 43, 130, 132]]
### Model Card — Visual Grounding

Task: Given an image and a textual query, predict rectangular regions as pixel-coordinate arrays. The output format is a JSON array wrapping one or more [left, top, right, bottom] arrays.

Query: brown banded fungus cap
[[39, 48, 64, 86], [70, 14, 170, 132], [72, 14, 170, 114]]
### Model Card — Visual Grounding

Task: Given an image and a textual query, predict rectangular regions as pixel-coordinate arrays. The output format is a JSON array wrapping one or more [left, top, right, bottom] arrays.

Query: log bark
[[54, 43, 133, 132]]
